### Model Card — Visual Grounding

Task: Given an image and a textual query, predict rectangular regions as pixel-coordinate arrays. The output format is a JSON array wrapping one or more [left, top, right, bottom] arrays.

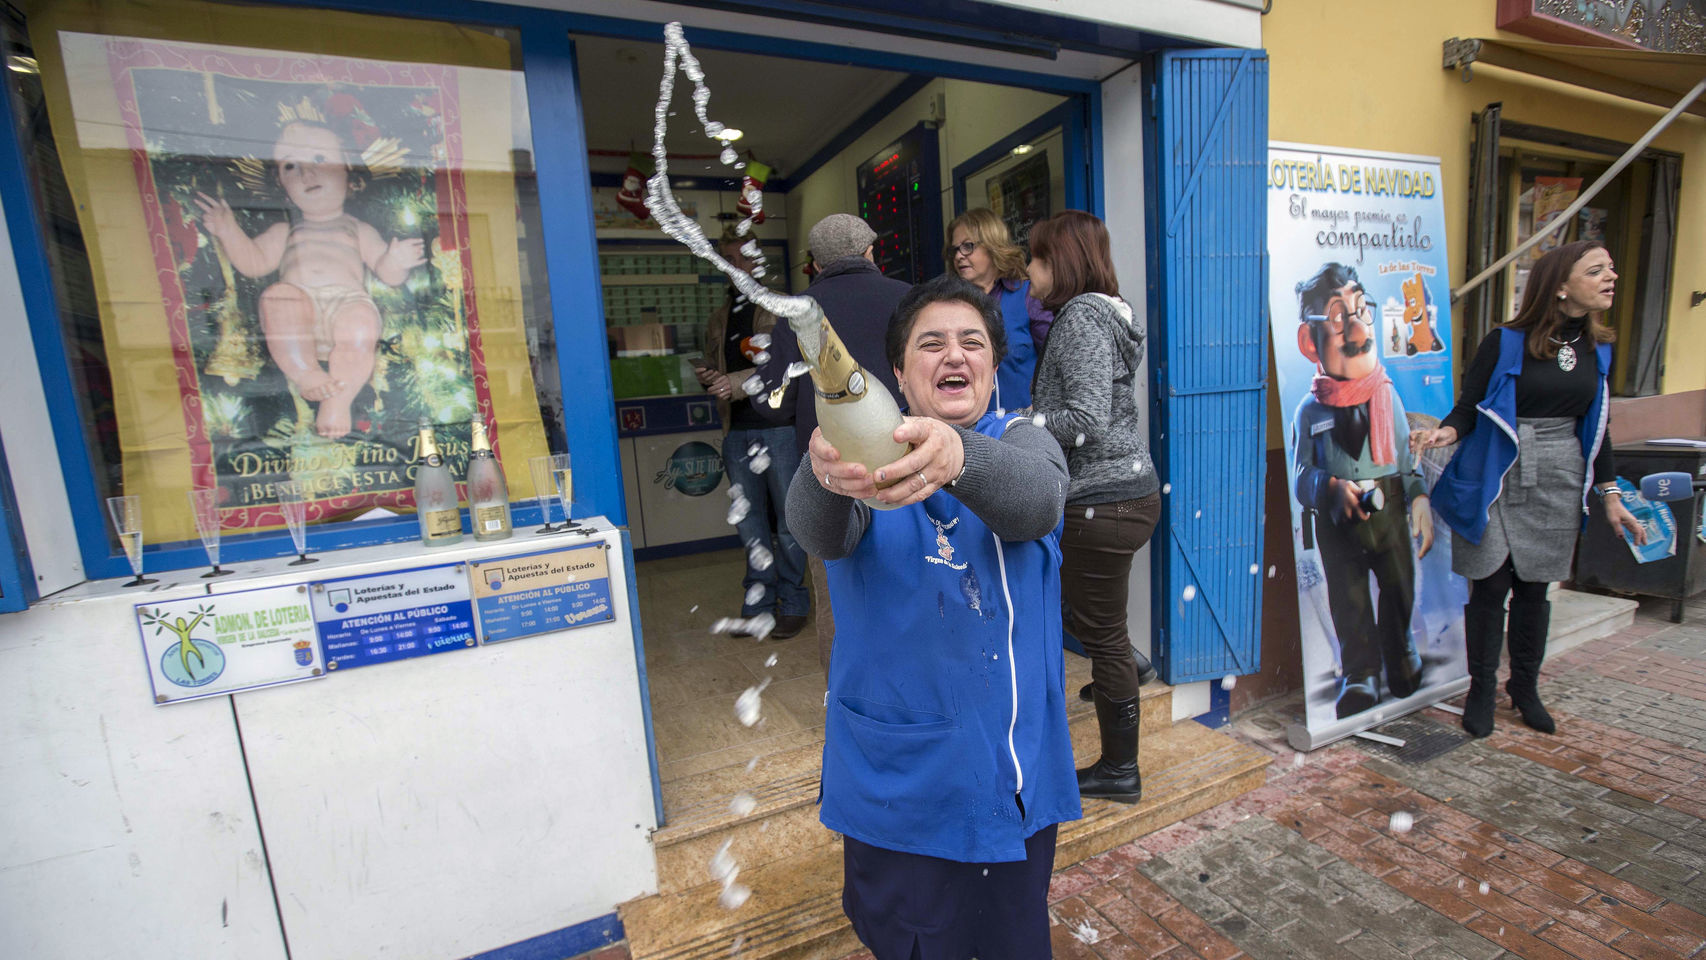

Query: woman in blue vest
[[787, 274, 1077, 959], [944, 208, 1050, 412], [1414, 241, 1645, 739]]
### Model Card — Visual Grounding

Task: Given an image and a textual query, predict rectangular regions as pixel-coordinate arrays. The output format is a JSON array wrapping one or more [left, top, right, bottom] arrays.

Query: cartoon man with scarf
[[1292, 262, 1434, 718]]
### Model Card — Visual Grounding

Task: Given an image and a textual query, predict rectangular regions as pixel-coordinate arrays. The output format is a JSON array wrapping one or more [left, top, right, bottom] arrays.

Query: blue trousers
[[842, 824, 1058, 960], [723, 424, 809, 617]]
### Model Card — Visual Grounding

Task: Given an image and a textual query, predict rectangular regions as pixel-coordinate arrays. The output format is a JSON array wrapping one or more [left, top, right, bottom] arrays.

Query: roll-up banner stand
[[1267, 143, 1470, 751]]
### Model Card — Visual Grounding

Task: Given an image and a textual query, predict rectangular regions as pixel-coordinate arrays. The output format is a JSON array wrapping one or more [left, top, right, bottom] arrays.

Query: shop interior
[[568, 32, 1087, 794]]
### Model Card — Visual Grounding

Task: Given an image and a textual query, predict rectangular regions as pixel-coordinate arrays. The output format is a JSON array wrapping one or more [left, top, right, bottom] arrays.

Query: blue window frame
[[950, 100, 1092, 219], [0, 0, 1109, 586]]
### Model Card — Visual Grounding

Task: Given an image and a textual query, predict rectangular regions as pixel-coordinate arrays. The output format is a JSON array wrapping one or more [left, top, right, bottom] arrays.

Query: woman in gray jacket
[[1028, 211, 1161, 804]]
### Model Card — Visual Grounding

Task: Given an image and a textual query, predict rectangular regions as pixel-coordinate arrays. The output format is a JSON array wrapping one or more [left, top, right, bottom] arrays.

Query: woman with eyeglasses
[[1414, 241, 1646, 739], [1027, 210, 1160, 804], [944, 208, 1051, 412]]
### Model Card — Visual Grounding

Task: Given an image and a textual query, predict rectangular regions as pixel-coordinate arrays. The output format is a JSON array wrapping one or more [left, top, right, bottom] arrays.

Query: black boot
[[1077, 688, 1142, 803], [1505, 598, 1556, 734], [1462, 601, 1505, 738], [1078, 656, 1157, 702]]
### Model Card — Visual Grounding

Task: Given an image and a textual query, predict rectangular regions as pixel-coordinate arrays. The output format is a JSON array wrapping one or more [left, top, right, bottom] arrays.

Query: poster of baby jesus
[[105, 37, 492, 528]]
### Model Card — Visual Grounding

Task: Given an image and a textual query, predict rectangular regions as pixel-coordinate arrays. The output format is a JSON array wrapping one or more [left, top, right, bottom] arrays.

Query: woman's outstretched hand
[[867, 417, 965, 508], [809, 427, 874, 501], [1408, 425, 1458, 457], [1605, 495, 1649, 546]]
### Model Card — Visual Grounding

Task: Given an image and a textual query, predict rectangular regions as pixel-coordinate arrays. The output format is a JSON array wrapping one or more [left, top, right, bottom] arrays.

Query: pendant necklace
[[1549, 331, 1582, 372]]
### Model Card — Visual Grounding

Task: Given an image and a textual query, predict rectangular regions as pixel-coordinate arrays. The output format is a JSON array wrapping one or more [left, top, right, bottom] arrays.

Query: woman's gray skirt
[[1451, 416, 1586, 583]]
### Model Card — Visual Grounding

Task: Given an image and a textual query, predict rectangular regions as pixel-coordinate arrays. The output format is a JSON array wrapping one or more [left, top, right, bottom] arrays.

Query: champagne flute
[[188, 488, 232, 578], [529, 454, 562, 534], [106, 495, 155, 587], [549, 453, 580, 531], [276, 480, 317, 565]]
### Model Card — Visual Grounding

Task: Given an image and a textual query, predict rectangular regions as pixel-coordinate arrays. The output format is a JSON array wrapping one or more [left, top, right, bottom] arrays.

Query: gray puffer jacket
[[1030, 293, 1161, 506]]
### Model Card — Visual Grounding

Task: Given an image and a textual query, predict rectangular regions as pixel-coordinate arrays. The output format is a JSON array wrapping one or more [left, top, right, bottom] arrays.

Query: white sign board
[[136, 584, 323, 704]]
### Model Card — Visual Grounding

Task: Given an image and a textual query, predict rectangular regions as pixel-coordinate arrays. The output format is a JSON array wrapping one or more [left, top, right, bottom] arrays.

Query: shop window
[[1468, 114, 1680, 397], [1, 0, 564, 572]]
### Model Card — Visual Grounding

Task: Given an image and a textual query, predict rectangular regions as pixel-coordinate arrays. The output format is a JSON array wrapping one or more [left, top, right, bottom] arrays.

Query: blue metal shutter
[[1145, 49, 1268, 684]]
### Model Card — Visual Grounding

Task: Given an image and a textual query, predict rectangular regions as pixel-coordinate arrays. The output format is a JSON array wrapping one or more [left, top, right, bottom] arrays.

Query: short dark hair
[[1027, 210, 1118, 311], [886, 274, 1007, 372], [1296, 263, 1362, 320]]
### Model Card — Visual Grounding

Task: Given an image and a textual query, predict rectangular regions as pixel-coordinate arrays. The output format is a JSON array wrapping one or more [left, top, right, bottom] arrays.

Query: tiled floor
[[591, 577, 1706, 959], [635, 548, 827, 787]]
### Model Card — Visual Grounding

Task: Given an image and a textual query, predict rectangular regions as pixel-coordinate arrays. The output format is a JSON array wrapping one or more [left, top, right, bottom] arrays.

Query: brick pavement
[[576, 598, 1706, 959]]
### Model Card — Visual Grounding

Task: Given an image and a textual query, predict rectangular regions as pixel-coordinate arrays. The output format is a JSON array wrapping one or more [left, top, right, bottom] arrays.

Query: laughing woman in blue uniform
[[787, 274, 1078, 959], [944, 208, 1051, 412]]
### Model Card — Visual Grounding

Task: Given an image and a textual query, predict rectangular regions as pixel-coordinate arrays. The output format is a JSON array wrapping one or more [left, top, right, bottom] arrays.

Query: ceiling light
[[7, 56, 38, 75], [714, 128, 743, 142], [1010, 144, 1034, 156]]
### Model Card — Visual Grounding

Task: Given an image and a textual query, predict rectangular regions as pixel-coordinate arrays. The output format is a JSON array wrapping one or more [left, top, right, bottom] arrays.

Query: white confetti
[[1182, 585, 1197, 602], [730, 934, 746, 955], [749, 333, 770, 349], [729, 792, 757, 817], [744, 584, 765, 607], [745, 755, 760, 773], [719, 883, 752, 910], [786, 361, 811, 379], [1074, 433, 1086, 447], [1031, 412, 1047, 428], [739, 240, 760, 259], [1162, 483, 1172, 494], [727, 497, 751, 526], [1132, 460, 1145, 473], [1250, 563, 1260, 575], [752, 350, 770, 366], [764, 653, 778, 667], [750, 451, 771, 474], [708, 839, 736, 882], [1085, 507, 1096, 519], [1291, 752, 1306, 769], [1268, 566, 1277, 578], [982, 868, 989, 876], [748, 542, 773, 571], [1220, 674, 1236, 690], [710, 617, 735, 634], [1479, 881, 1490, 895], [727, 484, 745, 500], [1195, 509, 1202, 519], [741, 375, 764, 396], [690, 604, 699, 613], [735, 678, 771, 727], [1388, 811, 1414, 834], [1069, 919, 1101, 945]]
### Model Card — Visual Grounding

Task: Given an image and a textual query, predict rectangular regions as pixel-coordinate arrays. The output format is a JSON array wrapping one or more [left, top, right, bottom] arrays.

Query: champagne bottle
[[414, 421, 463, 547], [770, 299, 908, 510], [466, 419, 513, 541]]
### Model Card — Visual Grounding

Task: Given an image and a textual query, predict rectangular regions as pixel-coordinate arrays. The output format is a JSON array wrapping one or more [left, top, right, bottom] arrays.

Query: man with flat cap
[[758, 213, 911, 671]]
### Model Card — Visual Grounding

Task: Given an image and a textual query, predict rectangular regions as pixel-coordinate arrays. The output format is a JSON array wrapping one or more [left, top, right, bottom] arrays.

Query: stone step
[[1549, 587, 1639, 655], [650, 666, 1169, 893], [622, 710, 1269, 960]]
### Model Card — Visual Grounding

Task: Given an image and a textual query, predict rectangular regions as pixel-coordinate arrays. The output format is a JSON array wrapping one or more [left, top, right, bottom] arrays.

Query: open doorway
[[569, 31, 1089, 798]]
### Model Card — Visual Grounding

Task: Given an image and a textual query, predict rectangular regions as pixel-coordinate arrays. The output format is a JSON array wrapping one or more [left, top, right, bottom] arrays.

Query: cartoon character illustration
[[195, 97, 425, 439], [1400, 272, 1445, 356], [1291, 263, 1434, 719]]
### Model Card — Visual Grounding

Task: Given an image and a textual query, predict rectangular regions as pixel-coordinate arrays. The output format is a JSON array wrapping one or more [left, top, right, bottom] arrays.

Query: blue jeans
[[724, 424, 809, 617]]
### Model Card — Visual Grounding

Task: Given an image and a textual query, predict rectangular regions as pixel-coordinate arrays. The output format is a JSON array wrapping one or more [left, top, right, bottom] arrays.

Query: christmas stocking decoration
[[738, 160, 771, 224], [617, 151, 652, 220]]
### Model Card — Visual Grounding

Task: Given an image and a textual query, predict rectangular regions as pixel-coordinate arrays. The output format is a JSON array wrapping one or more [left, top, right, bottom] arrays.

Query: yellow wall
[[1264, 0, 1706, 396], [785, 79, 1066, 288]]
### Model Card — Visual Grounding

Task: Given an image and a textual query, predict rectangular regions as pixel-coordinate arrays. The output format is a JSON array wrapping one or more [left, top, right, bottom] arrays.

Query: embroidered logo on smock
[[924, 515, 967, 571]]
